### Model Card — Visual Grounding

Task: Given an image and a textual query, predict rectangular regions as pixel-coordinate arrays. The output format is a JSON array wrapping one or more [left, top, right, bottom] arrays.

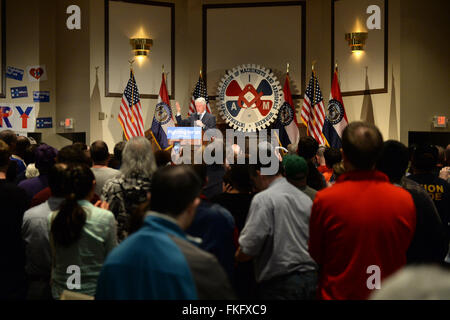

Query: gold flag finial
[[312, 60, 317, 72], [200, 68, 202, 77], [286, 62, 290, 74]]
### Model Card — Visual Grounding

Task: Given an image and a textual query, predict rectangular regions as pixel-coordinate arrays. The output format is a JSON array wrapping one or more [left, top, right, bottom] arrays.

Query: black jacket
[[176, 112, 216, 131], [401, 177, 449, 265]]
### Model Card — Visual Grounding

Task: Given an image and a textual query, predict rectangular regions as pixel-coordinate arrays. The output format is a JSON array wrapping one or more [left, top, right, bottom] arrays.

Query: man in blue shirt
[[96, 165, 234, 300]]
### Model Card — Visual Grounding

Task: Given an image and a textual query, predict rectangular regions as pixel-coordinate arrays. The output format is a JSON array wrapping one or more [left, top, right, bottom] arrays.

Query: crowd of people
[[1, 122, 449, 300]]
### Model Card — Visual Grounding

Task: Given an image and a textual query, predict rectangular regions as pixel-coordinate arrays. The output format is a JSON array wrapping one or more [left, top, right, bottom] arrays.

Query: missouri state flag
[[282, 72, 300, 145], [273, 72, 300, 148], [150, 73, 175, 150], [322, 68, 348, 149]]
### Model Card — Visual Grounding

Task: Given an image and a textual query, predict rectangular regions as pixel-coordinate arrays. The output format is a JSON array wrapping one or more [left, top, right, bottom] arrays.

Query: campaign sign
[[167, 127, 202, 145], [36, 117, 53, 129], [11, 86, 28, 99], [6, 66, 24, 81], [0, 104, 36, 132], [33, 91, 50, 103]]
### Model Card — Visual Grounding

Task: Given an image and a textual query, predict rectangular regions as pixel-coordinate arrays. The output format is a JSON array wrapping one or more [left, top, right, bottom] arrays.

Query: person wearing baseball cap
[[282, 154, 317, 201]]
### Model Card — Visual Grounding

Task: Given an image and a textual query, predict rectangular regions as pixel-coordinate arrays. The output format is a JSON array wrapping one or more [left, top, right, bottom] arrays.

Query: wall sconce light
[[345, 32, 368, 52], [130, 38, 153, 57]]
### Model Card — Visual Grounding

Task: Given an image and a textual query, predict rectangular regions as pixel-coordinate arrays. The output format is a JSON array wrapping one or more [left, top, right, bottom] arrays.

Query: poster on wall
[[0, 104, 37, 132], [6, 66, 24, 81], [26, 65, 48, 82], [11, 86, 28, 99], [33, 91, 50, 102]]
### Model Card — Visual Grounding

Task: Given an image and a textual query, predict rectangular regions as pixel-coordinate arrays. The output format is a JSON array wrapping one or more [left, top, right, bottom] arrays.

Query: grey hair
[[195, 97, 206, 106], [120, 136, 157, 178], [370, 265, 450, 300]]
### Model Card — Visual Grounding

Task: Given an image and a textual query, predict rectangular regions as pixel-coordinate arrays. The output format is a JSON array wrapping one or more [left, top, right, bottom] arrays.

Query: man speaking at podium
[[175, 97, 216, 130]]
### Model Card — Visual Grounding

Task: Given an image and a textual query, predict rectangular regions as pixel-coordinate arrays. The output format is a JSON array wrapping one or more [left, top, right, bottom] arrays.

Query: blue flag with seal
[[322, 67, 348, 149], [151, 102, 172, 150], [150, 73, 175, 150]]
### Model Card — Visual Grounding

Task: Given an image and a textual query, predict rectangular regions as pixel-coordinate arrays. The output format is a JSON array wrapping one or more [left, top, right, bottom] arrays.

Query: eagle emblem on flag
[[154, 102, 172, 125]]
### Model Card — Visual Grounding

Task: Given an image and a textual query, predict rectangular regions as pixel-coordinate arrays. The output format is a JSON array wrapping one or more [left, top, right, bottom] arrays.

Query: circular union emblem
[[217, 64, 283, 132], [154, 102, 172, 125], [326, 99, 344, 125], [279, 102, 294, 126]]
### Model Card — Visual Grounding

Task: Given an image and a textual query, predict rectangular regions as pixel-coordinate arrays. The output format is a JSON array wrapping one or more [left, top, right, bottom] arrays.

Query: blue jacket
[[96, 213, 234, 300], [186, 200, 235, 280]]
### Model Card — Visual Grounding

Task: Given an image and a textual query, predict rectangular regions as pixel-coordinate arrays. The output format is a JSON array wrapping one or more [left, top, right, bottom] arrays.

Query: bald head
[[342, 121, 383, 170]]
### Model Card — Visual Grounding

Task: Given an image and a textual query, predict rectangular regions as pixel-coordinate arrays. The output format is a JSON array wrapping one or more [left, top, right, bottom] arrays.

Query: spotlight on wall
[[130, 38, 153, 57], [345, 32, 368, 52]]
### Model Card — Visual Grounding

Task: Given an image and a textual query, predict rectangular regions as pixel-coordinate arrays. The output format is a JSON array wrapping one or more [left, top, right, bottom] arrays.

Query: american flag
[[188, 74, 211, 116], [118, 70, 145, 140], [300, 72, 328, 146]]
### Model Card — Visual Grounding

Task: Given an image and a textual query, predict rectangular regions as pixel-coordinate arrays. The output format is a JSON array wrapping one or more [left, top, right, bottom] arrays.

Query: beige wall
[[400, 0, 450, 143], [2, 0, 448, 150], [56, 0, 91, 141], [337, 0, 402, 141]]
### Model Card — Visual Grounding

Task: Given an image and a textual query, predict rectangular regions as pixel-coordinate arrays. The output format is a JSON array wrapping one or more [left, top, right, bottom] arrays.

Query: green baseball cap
[[282, 154, 308, 178]]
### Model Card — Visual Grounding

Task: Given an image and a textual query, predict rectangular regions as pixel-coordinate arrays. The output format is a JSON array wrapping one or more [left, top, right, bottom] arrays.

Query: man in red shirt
[[309, 122, 416, 300]]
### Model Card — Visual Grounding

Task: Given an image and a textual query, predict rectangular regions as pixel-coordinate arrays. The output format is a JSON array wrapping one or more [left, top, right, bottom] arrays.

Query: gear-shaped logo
[[217, 64, 283, 132]]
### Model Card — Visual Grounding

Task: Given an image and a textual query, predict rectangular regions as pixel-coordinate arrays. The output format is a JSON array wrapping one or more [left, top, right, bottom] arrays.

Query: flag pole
[[273, 131, 286, 157], [309, 61, 318, 139], [163, 64, 168, 88], [311, 61, 316, 113], [311, 60, 317, 103]]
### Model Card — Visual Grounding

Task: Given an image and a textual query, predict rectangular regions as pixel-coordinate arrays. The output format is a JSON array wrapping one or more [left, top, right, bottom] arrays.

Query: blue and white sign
[[11, 86, 28, 99], [33, 91, 50, 103], [167, 127, 202, 140], [6, 66, 24, 81], [36, 117, 53, 129]]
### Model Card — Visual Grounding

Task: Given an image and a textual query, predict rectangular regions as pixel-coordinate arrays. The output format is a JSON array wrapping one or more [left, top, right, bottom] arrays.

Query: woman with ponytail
[[49, 164, 117, 299]]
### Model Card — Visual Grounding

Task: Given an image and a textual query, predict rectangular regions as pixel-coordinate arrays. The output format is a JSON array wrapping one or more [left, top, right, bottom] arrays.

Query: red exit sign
[[433, 116, 448, 128]]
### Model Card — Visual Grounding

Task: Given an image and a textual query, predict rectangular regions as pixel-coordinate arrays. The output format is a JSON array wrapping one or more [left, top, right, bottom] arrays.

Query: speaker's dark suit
[[175, 112, 216, 130]]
